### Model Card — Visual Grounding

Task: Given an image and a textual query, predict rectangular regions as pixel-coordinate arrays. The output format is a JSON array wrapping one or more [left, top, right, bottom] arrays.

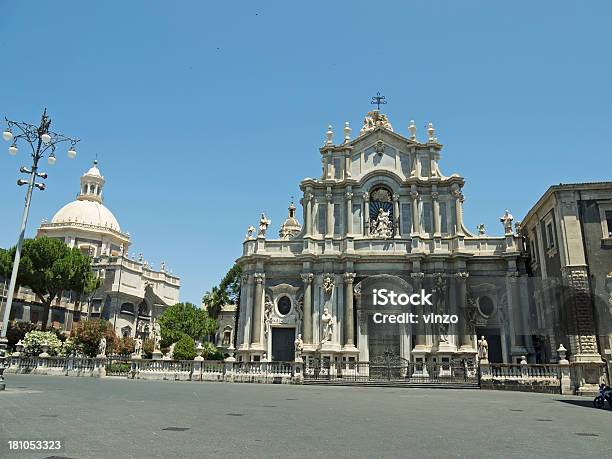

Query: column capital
[[300, 273, 314, 284], [343, 272, 356, 284], [410, 272, 425, 280], [431, 191, 439, 200], [455, 272, 469, 281], [346, 191, 354, 200], [410, 189, 419, 200], [254, 272, 265, 284], [305, 192, 314, 201], [392, 193, 400, 202], [363, 191, 370, 202]]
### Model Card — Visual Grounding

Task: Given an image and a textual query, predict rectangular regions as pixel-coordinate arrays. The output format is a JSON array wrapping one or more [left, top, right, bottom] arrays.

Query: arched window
[[369, 186, 394, 237], [120, 302, 135, 315]]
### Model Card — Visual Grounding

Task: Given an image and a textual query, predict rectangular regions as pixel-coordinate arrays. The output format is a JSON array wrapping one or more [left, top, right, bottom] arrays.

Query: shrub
[[201, 341, 222, 360], [114, 336, 135, 355], [70, 319, 117, 357], [172, 335, 196, 360], [21, 330, 63, 356], [142, 338, 155, 359]]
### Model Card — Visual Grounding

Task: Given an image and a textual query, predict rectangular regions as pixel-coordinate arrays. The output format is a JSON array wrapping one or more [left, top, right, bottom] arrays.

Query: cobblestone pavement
[[1, 374, 611, 458]]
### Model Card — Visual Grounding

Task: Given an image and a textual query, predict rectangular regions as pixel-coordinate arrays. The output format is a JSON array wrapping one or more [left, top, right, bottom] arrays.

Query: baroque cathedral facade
[[235, 109, 533, 367]]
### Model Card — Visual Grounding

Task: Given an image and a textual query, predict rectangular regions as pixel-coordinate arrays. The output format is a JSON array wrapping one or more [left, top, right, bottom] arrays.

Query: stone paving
[[1, 374, 611, 458]]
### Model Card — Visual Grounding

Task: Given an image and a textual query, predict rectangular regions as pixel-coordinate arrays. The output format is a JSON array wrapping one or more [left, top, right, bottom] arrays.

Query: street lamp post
[[0, 109, 79, 391]]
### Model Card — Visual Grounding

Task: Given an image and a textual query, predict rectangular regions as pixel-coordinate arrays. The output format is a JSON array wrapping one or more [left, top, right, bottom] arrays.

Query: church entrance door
[[476, 327, 503, 363], [368, 318, 400, 360], [271, 328, 295, 362]]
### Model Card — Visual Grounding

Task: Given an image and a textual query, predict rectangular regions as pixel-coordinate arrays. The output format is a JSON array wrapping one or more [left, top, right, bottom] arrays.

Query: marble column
[[393, 193, 400, 237], [301, 273, 314, 344], [456, 272, 471, 349], [363, 192, 370, 235], [411, 272, 426, 347], [346, 190, 354, 235], [432, 191, 441, 237], [326, 190, 333, 237], [452, 187, 465, 236], [251, 273, 265, 345], [343, 273, 356, 346], [305, 192, 313, 236], [411, 188, 420, 234]]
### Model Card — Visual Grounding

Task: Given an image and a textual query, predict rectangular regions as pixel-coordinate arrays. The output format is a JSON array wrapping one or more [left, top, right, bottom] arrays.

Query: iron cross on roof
[[371, 92, 387, 110]]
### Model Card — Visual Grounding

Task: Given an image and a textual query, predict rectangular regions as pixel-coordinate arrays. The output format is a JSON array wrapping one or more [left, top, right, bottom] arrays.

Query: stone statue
[[264, 296, 273, 338], [295, 295, 304, 325], [151, 321, 161, 351], [323, 275, 334, 294], [478, 336, 489, 361], [98, 337, 107, 356], [500, 210, 514, 235], [359, 110, 394, 135], [476, 224, 486, 235], [246, 225, 255, 239], [321, 308, 334, 343], [258, 213, 271, 237], [134, 338, 143, 355], [294, 333, 304, 360], [370, 208, 393, 239]]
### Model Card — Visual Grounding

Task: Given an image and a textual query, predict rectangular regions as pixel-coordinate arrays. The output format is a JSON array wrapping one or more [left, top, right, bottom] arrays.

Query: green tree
[[5, 237, 100, 329], [0, 247, 11, 278], [202, 264, 242, 319], [158, 302, 216, 345], [172, 334, 196, 360]]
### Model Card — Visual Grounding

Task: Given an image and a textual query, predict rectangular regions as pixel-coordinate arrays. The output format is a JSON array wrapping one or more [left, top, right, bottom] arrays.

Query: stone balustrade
[[4, 355, 304, 384], [480, 362, 568, 394]]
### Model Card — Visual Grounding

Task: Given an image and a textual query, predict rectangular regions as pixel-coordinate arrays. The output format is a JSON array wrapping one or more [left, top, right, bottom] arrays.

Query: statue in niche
[[320, 308, 334, 343], [264, 296, 273, 338], [323, 275, 334, 294], [295, 295, 304, 327], [258, 213, 271, 237], [434, 275, 448, 343], [370, 208, 393, 239]]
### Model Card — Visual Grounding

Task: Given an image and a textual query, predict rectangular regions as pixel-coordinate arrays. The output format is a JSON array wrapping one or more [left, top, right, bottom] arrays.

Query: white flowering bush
[[21, 330, 63, 356]]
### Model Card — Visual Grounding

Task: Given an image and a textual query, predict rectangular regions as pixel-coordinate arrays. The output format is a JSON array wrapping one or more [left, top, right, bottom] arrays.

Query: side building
[[0, 161, 180, 339], [522, 182, 612, 387]]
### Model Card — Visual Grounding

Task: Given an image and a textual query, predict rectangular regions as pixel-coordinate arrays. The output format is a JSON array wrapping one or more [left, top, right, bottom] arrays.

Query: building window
[[606, 210, 612, 237], [120, 302, 135, 315], [222, 329, 232, 347], [478, 296, 495, 318], [352, 203, 362, 234], [277, 296, 292, 315], [333, 158, 342, 179], [317, 204, 326, 235], [546, 223, 555, 248], [422, 202, 433, 234], [333, 203, 341, 235], [401, 203, 412, 235], [439, 202, 448, 234], [530, 239, 538, 263]]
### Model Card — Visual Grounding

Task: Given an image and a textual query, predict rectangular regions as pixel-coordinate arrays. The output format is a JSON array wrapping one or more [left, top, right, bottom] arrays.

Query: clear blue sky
[[1, 1, 611, 304]]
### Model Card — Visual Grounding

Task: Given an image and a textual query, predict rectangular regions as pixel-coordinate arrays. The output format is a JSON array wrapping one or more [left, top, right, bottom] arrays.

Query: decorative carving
[[410, 189, 419, 200], [370, 188, 392, 202], [476, 224, 486, 235], [363, 192, 370, 202], [294, 333, 304, 360], [345, 191, 354, 200], [500, 210, 514, 235], [98, 337, 107, 356], [300, 273, 313, 284], [514, 220, 522, 236], [343, 272, 356, 284], [455, 272, 469, 281], [258, 213, 271, 237], [354, 283, 362, 296], [370, 207, 393, 239], [359, 110, 393, 135], [264, 295, 273, 338], [431, 191, 439, 200], [323, 274, 335, 293], [320, 307, 334, 343], [254, 272, 265, 284]]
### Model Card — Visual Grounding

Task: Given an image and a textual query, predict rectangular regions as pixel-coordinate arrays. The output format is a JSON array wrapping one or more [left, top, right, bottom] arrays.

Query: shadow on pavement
[[556, 399, 603, 409]]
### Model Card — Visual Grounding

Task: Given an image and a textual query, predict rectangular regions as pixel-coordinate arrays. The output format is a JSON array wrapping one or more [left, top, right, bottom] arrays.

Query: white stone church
[[235, 108, 536, 370]]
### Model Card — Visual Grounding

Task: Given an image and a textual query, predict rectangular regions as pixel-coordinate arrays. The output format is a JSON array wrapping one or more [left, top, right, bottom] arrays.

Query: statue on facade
[[294, 333, 304, 360], [476, 224, 486, 235], [359, 110, 394, 135], [151, 321, 161, 351], [370, 207, 393, 239], [98, 337, 107, 356], [434, 275, 448, 343], [246, 225, 255, 239], [258, 213, 271, 237], [264, 296, 273, 338], [320, 308, 334, 343], [500, 210, 514, 235], [295, 295, 304, 327], [323, 275, 334, 294], [478, 336, 489, 362], [134, 337, 143, 355]]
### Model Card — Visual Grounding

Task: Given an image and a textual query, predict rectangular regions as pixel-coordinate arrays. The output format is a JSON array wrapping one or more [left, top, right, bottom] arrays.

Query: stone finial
[[557, 344, 569, 364], [343, 121, 352, 143], [427, 122, 435, 142], [519, 355, 527, 365], [477, 224, 486, 235], [409, 120, 416, 140], [325, 125, 334, 145]]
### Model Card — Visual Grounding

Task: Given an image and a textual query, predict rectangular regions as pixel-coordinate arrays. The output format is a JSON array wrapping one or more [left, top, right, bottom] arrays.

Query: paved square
[[1, 375, 611, 458]]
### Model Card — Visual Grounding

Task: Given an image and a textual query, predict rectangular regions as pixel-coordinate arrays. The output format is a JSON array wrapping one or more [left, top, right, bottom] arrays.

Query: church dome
[[50, 160, 121, 231], [51, 200, 121, 231]]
